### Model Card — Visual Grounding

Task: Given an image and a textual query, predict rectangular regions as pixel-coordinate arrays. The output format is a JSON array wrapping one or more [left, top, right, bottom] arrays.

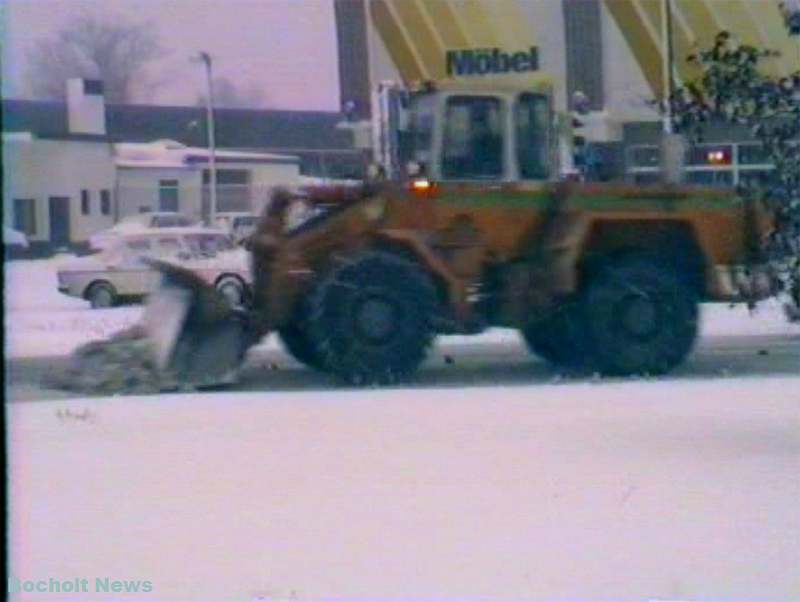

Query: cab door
[[431, 93, 548, 259]]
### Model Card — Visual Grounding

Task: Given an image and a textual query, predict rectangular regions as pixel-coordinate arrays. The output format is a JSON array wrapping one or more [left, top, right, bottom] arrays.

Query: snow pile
[[8, 377, 800, 601], [42, 326, 176, 396]]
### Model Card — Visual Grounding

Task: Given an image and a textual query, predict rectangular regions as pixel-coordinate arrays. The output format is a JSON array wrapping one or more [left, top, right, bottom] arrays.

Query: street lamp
[[659, 0, 685, 184], [191, 51, 217, 225], [660, 0, 675, 135]]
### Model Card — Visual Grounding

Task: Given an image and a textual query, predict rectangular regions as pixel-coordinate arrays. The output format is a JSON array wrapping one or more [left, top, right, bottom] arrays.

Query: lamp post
[[192, 51, 217, 225], [659, 0, 685, 184], [660, 0, 675, 135]]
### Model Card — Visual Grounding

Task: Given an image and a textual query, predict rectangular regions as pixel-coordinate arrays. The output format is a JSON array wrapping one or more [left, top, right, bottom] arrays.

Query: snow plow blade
[[142, 259, 254, 388]]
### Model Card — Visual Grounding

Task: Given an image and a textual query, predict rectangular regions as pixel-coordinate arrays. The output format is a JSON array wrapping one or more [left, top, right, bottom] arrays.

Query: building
[[338, 0, 799, 182], [3, 79, 364, 254]]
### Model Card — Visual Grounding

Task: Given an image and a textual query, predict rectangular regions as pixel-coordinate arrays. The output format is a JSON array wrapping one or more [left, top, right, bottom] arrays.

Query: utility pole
[[192, 51, 217, 225], [659, 0, 685, 184], [660, 0, 674, 135]]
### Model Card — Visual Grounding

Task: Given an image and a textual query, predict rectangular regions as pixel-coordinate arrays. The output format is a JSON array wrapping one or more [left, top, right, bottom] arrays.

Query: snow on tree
[[668, 16, 800, 320]]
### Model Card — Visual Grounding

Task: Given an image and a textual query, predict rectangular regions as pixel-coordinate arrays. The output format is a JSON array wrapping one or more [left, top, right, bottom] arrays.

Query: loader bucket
[[142, 259, 254, 388]]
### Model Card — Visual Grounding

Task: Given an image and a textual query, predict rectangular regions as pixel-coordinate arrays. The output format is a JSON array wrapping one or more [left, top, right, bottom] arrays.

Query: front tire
[[583, 255, 698, 376], [307, 251, 437, 385], [216, 276, 247, 308], [278, 322, 325, 370], [87, 281, 117, 309]]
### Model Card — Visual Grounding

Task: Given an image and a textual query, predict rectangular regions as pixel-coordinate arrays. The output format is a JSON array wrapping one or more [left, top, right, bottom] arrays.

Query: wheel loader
[[143, 80, 776, 387]]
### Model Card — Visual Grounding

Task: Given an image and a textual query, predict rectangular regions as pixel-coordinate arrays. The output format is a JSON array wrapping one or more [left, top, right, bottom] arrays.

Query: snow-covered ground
[[8, 378, 800, 601], [5, 257, 800, 600], [4, 256, 798, 359]]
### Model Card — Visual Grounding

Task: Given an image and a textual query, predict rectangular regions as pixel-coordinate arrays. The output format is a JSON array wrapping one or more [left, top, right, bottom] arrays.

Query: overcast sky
[[1, 0, 341, 111]]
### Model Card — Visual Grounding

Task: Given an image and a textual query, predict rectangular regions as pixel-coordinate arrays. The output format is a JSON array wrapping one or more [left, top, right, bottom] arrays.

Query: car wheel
[[216, 276, 246, 308], [87, 282, 117, 309]]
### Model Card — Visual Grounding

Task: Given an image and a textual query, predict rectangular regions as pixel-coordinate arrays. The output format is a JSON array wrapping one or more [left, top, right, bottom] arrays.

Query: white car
[[89, 212, 201, 250], [3, 226, 29, 249], [58, 228, 251, 308], [212, 212, 259, 243]]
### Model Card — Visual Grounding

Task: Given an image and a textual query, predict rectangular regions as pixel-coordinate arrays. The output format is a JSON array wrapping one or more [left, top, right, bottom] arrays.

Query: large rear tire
[[307, 251, 437, 385], [521, 302, 590, 369], [583, 255, 698, 376]]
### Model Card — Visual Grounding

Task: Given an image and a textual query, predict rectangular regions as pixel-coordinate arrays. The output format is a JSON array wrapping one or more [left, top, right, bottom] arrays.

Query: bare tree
[[196, 77, 267, 109], [25, 14, 165, 104]]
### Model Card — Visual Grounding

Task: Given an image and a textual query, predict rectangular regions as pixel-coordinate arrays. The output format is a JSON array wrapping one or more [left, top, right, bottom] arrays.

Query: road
[[7, 341, 800, 600], [6, 331, 799, 402]]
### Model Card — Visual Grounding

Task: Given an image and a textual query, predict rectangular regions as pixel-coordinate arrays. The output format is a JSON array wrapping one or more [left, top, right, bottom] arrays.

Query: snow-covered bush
[[668, 26, 800, 320]]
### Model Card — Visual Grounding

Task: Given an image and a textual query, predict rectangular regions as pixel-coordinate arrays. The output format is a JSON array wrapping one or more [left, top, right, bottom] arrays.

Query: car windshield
[[125, 239, 152, 252], [233, 216, 257, 228], [184, 233, 234, 257], [154, 237, 183, 258], [153, 215, 195, 227]]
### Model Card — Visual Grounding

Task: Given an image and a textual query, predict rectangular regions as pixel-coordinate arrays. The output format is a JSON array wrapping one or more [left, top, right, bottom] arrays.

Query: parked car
[[212, 212, 259, 243], [58, 227, 251, 308], [89, 212, 201, 250], [3, 226, 29, 249]]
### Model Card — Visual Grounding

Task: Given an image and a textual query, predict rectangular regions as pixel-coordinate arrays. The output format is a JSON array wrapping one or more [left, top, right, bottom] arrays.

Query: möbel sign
[[446, 47, 539, 76]]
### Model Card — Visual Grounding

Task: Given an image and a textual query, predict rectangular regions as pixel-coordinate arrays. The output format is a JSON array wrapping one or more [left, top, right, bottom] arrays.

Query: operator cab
[[395, 81, 556, 183]]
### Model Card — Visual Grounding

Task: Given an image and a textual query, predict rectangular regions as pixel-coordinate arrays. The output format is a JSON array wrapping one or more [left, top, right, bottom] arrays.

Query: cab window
[[442, 96, 505, 180], [515, 93, 551, 179]]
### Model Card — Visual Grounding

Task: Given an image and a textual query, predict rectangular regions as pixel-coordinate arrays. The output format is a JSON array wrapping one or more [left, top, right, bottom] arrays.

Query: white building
[[114, 140, 300, 220], [3, 78, 301, 253]]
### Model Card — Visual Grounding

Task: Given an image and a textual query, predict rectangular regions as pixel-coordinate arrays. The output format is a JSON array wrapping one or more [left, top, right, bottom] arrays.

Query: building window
[[442, 96, 505, 180], [13, 198, 36, 235], [626, 142, 776, 188], [738, 143, 769, 165], [202, 169, 251, 212], [158, 180, 179, 212], [81, 190, 90, 215], [100, 190, 111, 215]]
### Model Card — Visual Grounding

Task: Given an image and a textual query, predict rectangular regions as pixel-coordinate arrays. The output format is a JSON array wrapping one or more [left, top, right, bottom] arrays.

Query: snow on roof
[[114, 139, 299, 169]]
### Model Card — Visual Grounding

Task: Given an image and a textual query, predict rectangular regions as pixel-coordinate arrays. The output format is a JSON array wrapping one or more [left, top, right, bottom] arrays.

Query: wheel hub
[[354, 296, 398, 344], [220, 283, 242, 306], [617, 294, 660, 340], [94, 289, 112, 307]]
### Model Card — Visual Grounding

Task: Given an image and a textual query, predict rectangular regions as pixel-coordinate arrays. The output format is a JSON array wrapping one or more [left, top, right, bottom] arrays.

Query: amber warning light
[[409, 178, 437, 198]]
